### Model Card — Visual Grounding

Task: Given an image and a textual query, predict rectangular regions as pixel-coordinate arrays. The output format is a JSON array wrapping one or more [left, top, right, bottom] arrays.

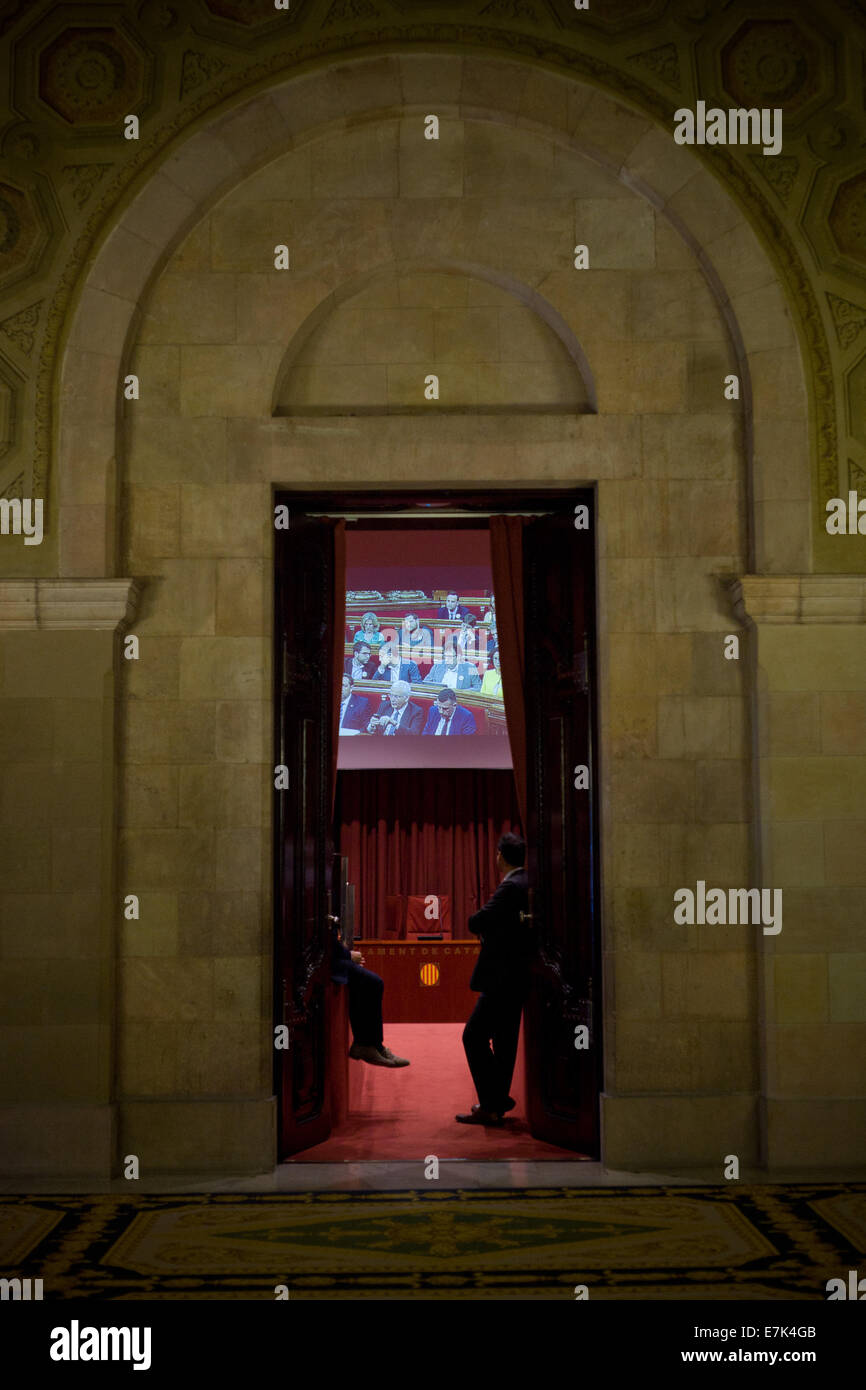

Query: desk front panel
[[360, 940, 481, 1023]]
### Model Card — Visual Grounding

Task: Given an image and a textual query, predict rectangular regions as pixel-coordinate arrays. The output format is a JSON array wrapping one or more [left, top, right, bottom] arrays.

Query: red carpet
[[288, 1023, 587, 1161]]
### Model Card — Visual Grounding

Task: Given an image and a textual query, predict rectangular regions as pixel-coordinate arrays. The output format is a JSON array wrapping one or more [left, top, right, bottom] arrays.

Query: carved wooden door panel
[[274, 513, 337, 1156], [522, 501, 601, 1155]]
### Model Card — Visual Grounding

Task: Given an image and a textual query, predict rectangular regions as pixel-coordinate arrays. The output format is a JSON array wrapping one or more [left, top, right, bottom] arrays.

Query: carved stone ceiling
[[0, 0, 864, 566]]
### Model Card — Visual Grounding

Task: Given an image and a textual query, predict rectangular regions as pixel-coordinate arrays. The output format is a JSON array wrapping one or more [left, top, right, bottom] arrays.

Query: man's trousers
[[462, 990, 524, 1114], [345, 961, 384, 1048]]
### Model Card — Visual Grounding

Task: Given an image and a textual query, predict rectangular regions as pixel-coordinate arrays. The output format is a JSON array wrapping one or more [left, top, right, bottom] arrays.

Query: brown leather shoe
[[378, 1044, 410, 1067], [349, 1043, 394, 1067], [456, 1108, 503, 1126]]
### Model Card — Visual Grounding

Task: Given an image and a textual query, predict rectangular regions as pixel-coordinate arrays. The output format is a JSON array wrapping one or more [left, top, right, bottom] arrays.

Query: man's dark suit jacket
[[467, 868, 533, 994], [374, 659, 421, 684], [331, 928, 352, 985], [370, 698, 424, 735], [344, 656, 375, 680], [421, 703, 477, 736], [338, 692, 370, 731], [436, 604, 472, 621]]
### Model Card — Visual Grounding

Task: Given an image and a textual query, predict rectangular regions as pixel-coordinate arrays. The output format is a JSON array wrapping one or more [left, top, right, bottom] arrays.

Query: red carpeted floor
[[288, 1023, 588, 1161]]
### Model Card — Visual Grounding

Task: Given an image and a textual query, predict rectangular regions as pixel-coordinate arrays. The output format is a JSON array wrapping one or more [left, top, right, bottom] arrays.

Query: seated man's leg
[[346, 961, 384, 1048]]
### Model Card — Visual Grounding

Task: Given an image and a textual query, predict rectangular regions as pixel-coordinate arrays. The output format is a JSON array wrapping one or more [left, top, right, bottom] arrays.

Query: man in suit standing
[[338, 675, 370, 732], [436, 591, 472, 622], [421, 688, 477, 735], [457, 833, 533, 1125], [368, 680, 424, 735]]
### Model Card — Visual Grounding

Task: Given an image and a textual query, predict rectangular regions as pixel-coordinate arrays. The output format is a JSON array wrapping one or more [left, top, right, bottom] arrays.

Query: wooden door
[[273, 513, 338, 1156], [523, 500, 601, 1155]]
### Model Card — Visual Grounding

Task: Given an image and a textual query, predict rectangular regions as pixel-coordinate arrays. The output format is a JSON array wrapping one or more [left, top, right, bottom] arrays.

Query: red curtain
[[338, 769, 522, 940], [489, 514, 527, 826], [330, 518, 346, 815]]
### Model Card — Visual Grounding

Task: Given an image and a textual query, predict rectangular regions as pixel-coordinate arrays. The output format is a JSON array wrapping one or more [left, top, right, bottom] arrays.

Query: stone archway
[[55, 51, 810, 578], [24, 50, 840, 1180]]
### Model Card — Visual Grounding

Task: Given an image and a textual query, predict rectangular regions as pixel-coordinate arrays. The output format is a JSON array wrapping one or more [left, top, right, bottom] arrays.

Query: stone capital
[[0, 578, 142, 630], [726, 574, 866, 625]]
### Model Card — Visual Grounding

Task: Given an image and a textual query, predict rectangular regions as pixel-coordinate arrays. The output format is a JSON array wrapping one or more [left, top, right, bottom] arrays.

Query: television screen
[[337, 528, 512, 770]]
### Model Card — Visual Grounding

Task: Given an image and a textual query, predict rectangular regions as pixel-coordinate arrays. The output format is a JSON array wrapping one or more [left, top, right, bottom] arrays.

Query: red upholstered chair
[[406, 895, 451, 938], [384, 895, 406, 939]]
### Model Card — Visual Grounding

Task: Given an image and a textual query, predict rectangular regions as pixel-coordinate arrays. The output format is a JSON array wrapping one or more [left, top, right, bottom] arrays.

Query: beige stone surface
[[572, 92, 650, 165], [764, 693, 820, 755], [178, 637, 267, 701], [237, 273, 329, 348], [177, 891, 262, 956], [180, 346, 276, 418], [641, 414, 740, 481], [126, 486, 181, 568], [610, 951, 662, 1020], [773, 955, 828, 1024], [139, 273, 237, 347], [120, 893, 178, 959], [765, 1098, 866, 1168], [769, 821, 824, 885], [823, 822, 866, 886], [821, 693, 866, 754], [124, 701, 216, 763], [0, 1025, 109, 1102], [776, 1025, 865, 1095], [216, 559, 267, 637], [398, 118, 464, 199], [631, 271, 724, 342], [594, 342, 687, 413], [128, 346, 181, 416], [179, 764, 263, 829], [602, 1094, 758, 1167], [180, 484, 269, 558], [576, 198, 655, 270], [135, 560, 216, 637], [769, 756, 866, 820], [121, 766, 179, 830], [828, 953, 866, 1022], [120, 1098, 275, 1172]]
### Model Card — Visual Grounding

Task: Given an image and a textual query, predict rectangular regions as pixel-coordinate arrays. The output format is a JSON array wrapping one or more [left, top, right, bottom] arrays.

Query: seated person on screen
[[480, 647, 503, 699], [401, 612, 433, 663], [424, 643, 481, 691], [436, 591, 473, 622], [456, 613, 478, 659], [338, 675, 371, 732], [374, 645, 421, 685], [352, 611, 383, 645], [368, 680, 424, 735], [345, 641, 376, 681], [331, 932, 409, 1068], [422, 687, 477, 736]]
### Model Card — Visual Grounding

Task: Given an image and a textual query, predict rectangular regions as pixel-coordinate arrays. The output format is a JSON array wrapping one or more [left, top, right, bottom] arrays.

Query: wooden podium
[[360, 939, 481, 1023]]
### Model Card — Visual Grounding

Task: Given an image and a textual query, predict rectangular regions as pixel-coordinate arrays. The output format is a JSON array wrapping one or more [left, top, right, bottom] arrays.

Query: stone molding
[[0, 578, 141, 630], [727, 574, 866, 624]]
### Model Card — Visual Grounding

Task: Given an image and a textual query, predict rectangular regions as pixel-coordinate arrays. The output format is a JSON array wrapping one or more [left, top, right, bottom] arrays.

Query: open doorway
[[273, 491, 602, 1163]]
